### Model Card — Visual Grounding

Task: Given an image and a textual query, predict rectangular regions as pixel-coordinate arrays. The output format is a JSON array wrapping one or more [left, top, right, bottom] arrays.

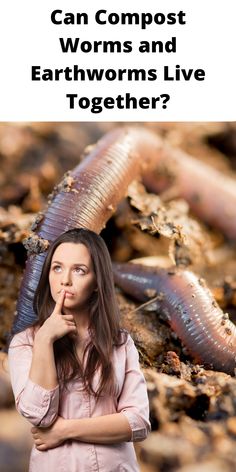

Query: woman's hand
[[31, 416, 67, 451], [36, 290, 77, 343]]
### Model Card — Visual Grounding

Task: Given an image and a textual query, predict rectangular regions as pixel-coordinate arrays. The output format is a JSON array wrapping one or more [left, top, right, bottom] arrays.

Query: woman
[[8, 228, 150, 472]]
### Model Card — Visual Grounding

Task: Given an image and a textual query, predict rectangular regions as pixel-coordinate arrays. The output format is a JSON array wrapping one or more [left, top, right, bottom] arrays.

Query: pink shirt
[[8, 329, 150, 472]]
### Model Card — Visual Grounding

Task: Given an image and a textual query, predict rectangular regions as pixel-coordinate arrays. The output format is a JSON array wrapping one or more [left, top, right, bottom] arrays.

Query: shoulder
[[116, 329, 133, 346], [114, 330, 137, 356], [8, 327, 35, 349]]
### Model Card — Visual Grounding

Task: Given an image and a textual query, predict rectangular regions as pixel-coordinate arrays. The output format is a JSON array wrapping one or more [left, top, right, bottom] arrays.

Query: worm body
[[113, 262, 236, 375], [143, 145, 236, 240]]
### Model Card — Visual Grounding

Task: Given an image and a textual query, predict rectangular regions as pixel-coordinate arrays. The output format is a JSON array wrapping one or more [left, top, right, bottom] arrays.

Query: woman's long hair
[[32, 228, 127, 397]]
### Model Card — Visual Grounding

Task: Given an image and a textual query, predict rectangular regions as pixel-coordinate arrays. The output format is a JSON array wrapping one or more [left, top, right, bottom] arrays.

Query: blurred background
[[1, 122, 236, 472]]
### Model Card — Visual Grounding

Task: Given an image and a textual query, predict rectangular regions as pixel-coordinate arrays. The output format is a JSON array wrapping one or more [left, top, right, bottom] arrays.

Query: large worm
[[142, 143, 236, 240], [13, 126, 236, 339], [112, 262, 236, 375]]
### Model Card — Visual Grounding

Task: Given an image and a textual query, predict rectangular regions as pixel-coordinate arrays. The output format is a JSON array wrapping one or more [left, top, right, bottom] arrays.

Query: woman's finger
[[35, 439, 43, 446], [36, 444, 47, 451], [53, 290, 65, 314], [62, 314, 75, 322]]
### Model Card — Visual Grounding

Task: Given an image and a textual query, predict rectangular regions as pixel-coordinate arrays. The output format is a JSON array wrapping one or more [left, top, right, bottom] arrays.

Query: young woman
[[8, 228, 150, 472]]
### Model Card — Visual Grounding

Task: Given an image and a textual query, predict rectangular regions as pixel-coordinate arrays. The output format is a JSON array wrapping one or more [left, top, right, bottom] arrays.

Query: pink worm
[[113, 262, 236, 375], [143, 143, 236, 239]]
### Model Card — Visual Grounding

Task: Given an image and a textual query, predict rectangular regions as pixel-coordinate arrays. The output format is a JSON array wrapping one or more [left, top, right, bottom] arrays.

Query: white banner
[[0, 0, 235, 121]]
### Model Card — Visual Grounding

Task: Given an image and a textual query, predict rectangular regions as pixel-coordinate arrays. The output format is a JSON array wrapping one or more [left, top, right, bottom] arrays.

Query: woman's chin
[[63, 298, 76, 307]]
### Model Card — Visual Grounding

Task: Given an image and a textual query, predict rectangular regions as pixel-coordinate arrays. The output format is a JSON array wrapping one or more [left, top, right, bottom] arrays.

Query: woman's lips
[[64, 291, 74, 297], [57, 290, 75, 298]]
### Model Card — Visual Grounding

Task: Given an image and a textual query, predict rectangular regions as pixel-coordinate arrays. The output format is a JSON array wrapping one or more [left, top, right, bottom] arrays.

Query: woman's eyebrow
[[73, 263, 89, 268], [51, 261, 89, 268]]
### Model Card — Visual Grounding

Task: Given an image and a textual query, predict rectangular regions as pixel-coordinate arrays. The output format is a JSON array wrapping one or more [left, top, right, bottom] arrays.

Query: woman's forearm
[[29, 331, 58, 390], [62, 413, 132, 444]]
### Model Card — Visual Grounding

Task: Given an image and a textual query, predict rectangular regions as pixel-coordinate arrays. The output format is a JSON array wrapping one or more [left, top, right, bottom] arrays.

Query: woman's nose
[[60, 271, 72, 286]]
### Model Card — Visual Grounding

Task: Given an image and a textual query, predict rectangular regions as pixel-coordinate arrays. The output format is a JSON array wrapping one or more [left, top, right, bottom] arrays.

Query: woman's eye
[[52, 265, 61, 272], [74, 267, 85, 274]]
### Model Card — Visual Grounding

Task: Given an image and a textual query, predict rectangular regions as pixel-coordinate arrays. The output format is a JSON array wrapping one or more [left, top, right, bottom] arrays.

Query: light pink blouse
[[8, 329, 151, 472]]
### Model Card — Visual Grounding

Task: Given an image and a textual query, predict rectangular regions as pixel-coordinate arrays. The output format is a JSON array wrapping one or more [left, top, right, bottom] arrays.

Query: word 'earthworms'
[[13, 127, 236, 337], [113, 262, 236, 375]]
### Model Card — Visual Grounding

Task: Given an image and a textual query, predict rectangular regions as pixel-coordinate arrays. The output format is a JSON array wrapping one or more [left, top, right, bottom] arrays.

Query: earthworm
[[112, 262, 236, 375], [142, 143, 236, 240], [13, 126, 236, 337]]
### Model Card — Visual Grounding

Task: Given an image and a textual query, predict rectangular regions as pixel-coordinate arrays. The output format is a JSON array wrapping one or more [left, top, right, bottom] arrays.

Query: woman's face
[[49, 242, 96, 311]]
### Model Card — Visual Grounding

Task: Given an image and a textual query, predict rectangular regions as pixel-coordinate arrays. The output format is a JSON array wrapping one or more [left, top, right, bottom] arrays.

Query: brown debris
[[0, 353, 14, 407], [127, 180, 212, 268], [30, 212, 45, 232], [0, 207, 34, 244], [57, 172, 76, 193], [138, 368, 236, 471], [49, 171, 80, 202], [23, 233, 50, 255], [215, 277, 236, 309], [118, 293, 170, 366], [0, 251, 22, 349]]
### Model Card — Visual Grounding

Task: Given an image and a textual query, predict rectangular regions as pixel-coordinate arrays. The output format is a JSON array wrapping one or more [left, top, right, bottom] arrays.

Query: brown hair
[[33, 228, 127, 397]]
